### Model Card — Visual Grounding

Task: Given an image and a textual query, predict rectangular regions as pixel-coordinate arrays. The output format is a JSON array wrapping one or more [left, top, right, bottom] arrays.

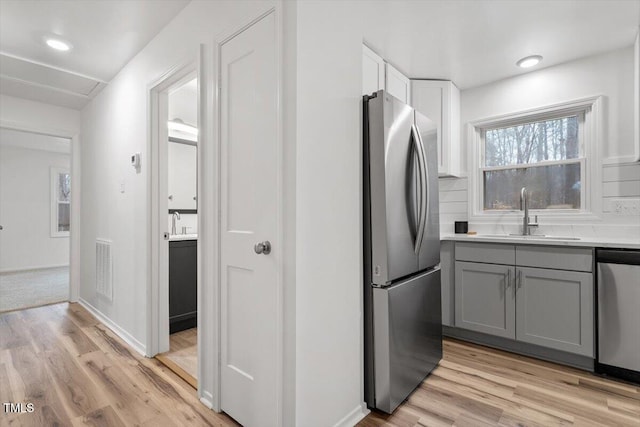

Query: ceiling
[[0, 0, 638, 110], [364, 0, 640, 89], [0, 0, 190, 109]]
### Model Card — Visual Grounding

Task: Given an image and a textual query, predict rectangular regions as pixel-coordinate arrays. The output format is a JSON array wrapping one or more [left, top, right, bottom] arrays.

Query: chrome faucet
[[520, 187, 538, 235], [171, 211, 181, 235]]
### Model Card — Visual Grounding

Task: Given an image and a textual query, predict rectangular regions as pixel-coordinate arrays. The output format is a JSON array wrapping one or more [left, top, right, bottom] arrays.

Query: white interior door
[[219, 11, 279, 427]]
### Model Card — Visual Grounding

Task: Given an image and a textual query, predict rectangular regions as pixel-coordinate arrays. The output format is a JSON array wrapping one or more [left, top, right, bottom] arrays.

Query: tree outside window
[[481, 114, 584, 212]]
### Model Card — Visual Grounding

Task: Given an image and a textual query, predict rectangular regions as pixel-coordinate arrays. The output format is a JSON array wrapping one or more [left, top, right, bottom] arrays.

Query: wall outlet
[[609, 198, 640, 215]]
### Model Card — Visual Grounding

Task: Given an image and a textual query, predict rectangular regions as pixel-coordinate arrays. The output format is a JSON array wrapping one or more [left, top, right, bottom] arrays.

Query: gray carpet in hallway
[[0, 266, 69, 312]]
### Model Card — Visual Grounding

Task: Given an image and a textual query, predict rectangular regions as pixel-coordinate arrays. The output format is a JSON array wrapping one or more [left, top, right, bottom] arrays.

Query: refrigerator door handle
[[411, 124, 428, 254], [417, 124, 430, 249]]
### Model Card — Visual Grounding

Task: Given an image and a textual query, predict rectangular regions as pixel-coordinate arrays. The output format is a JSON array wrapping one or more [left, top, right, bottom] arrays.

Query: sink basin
[[481, 234, 581, 241], [169, 233, 198, 241]]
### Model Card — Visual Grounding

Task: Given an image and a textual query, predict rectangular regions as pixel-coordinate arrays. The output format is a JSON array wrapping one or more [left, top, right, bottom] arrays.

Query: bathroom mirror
[[168, 137, 197, 213]]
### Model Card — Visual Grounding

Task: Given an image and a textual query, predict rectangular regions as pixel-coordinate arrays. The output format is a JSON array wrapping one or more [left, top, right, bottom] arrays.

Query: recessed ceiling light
[[45, 37, 72, 52], [517, 55, 542, 68]]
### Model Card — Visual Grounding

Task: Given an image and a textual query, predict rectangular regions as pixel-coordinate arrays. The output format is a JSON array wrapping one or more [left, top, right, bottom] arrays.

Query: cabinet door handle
[[506, 269, 511, 288], [517, 270, 523, 289]]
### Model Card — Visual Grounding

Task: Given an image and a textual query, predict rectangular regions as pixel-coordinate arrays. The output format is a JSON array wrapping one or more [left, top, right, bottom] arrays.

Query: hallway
[[0, 302, 237, 426], [0, 266, 68, 312]]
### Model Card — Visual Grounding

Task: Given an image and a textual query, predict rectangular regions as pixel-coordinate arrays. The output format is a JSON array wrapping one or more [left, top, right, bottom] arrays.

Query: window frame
[[468, 96, 603, 223], [50, 166, 71, 237]]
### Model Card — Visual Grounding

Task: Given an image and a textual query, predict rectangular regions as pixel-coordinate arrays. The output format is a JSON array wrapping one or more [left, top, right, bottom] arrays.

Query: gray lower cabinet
[[455, 261, 515, 339], [453, 242, 594, 358], [516, 267, 593, 356], [169, 240, 197, 334]]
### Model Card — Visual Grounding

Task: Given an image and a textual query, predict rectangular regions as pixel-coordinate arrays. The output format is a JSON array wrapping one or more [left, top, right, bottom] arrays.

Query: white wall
[[80, 0, 275, 339], [294, 1, 404, 425], [168, 79, 197, 126], [0, 143, 70, 272], [462, 46, 635, 164], [80, 0, 371, 423], [0, 94, 81, 134], [78, 0, 291, 417], [438, 46, 640, 236]]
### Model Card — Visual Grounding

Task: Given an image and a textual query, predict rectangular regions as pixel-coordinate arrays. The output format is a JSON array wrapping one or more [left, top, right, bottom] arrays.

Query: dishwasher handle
[[596, 249, 640, 266]]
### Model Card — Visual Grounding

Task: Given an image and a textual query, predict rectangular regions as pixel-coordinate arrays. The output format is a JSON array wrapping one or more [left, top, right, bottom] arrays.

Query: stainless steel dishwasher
[[596, 248, 640, 383]]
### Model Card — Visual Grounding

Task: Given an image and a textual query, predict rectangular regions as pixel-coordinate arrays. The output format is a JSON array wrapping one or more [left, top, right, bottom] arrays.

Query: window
[[469, 97, 602, 221], [482, 115, 583, 211], [51, 167, 70, 237]]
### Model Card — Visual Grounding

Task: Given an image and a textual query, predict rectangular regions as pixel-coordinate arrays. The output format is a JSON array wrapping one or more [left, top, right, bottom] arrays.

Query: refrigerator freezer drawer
[[372, 268, 442, 413]]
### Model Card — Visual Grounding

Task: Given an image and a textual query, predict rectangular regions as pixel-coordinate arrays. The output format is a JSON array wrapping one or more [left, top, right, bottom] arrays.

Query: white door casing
[[219, 10, 280, 427], [148, 64, 197, 358]]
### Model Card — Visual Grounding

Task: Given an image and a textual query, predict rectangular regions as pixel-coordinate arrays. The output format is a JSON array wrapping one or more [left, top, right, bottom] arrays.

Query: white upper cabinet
[[385, 63, 411, 104], [412, 80, 461, 177], [362, 45, 385, 96], [362, 44, 411, 104]]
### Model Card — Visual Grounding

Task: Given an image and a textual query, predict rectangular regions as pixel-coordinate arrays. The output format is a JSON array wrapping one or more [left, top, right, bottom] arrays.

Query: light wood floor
[[0, 303, 238, 426], [157, 328, 198, 389], [360, 338, 640, 427], [2, 303, 638, 427]]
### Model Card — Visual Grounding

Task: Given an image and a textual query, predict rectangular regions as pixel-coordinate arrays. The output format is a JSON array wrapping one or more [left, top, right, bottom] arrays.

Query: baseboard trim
[[0, 264, 69, 274], [333, 403, 370, 427], [200, 391, 214, 410], [78, 298, 146, 356]]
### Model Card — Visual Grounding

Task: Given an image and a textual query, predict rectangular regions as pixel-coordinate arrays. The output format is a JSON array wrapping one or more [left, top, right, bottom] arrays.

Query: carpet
[[0, 266, 69, 312]]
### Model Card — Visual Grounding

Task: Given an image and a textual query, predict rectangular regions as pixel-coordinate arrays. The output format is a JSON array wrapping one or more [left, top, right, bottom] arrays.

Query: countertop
[[169, 234, 198, 241], [441, 233, 640, 250]]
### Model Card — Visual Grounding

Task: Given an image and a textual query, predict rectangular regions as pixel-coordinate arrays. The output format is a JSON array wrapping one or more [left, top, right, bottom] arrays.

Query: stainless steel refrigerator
[[363, 90, 442, 413]]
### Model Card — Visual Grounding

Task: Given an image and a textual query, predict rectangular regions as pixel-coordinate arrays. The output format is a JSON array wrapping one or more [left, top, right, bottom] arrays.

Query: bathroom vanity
[[169, 237, 197, 333]]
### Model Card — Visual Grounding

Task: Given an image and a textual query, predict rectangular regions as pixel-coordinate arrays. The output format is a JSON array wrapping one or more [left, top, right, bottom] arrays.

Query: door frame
[[0, 120, 80, 302], [146, 62, 198, 357], [212, 5, 285, 420]]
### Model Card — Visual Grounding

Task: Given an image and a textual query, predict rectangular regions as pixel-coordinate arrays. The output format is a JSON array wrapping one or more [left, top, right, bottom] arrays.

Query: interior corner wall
[[0, 144, 70, 272]]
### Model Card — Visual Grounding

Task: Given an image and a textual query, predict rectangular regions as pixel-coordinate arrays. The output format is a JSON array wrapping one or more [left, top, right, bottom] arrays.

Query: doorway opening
[[150, 71, 199, 388], [0, 127, 72, 312]]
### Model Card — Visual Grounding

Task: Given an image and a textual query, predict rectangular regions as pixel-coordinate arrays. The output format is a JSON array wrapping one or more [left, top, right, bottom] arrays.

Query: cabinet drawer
[[516, 246, 592, 272], [455, 242, 515, 265]]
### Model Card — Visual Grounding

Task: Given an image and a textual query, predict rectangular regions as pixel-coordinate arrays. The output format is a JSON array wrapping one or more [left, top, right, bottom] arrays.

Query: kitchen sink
[[481, 234, 581, 241]]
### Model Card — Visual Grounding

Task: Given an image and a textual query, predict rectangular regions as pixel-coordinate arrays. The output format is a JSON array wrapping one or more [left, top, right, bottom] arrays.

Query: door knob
[[254, 241, 271, 255]]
